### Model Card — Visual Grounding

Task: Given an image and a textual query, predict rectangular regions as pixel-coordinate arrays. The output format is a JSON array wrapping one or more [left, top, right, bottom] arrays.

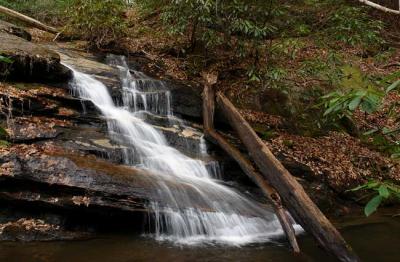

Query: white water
[[66, 56, 297, 246]]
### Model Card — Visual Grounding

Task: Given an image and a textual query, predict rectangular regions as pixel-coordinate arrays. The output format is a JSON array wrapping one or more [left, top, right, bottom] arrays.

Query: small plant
[[319, 65, 387, 125], [364, 127, 400, 159], [321, 87, 383, 120], [325, 6, 384, 48], [362, 79, 400, 158], [0, 54, 13, 77], [349, 180, 400, 216], [0, 55, 13, 64], [270, 38, 304, 61], [0, 126, 9, 147], [264, 66, 288, 88]]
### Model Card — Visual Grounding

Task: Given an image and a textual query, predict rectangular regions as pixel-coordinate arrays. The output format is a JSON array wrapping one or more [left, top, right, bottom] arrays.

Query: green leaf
[[364, 195, 383, 217], [391, 153, 400, 159], [363, 129, 378, 136], [0, 140, 10, 148], [0, 127, 8, 139], [0, 55, 13, 64], [366, 181, 380, 189], [348, 96, 362, 111], [378, 185, 390, 198], [386, 80, 400, 94]]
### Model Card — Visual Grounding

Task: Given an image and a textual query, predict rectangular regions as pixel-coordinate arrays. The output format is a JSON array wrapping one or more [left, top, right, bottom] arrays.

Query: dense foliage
[[325, 6, 385, 48], [65, 0, 127, 48], [0, 0, 73, 25], [0, 0, 127, 48], [137, 0, 282, 56]]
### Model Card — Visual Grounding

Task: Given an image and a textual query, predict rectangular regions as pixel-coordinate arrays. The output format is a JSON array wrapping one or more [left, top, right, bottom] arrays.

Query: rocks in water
[[0, 218, 90, 242], [0, 30, 71, 82], [0, 142, 219, 214]]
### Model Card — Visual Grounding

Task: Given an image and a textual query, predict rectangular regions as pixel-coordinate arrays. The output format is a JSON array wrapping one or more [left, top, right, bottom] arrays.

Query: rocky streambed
[[0, 21, 258, 241]]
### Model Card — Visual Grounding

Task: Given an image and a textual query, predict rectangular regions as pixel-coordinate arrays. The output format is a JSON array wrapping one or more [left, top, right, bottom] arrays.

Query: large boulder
[[0, 32, 71, 82]]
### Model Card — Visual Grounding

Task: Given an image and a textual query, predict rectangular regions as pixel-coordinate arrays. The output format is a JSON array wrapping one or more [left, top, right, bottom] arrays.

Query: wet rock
[[7, 117, 64, 143], [0, 32, 71, 82], [47, 45, 121, 89], [0, 218, 89, 241], [0, 144, 218, 214], [48, 44, 204, 119], [0, 20, 31, 41], [165, 80, 203, 118]]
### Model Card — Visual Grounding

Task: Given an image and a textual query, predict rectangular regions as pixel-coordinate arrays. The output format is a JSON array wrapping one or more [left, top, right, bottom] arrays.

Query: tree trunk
[[0, 5, 58, 34], [202, 78, 300, 253], [215, 92, 360, 262]]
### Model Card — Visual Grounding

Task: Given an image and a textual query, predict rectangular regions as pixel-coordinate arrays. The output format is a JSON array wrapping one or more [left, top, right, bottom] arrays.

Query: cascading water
[[65, 56, 298, 246]]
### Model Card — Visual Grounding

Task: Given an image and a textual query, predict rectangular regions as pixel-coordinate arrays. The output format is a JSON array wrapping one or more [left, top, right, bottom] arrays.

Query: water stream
[[65, 56, 298, 246]]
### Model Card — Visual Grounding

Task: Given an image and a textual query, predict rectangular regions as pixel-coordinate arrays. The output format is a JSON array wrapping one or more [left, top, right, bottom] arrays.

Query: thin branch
[[358, 0, 400, 15]]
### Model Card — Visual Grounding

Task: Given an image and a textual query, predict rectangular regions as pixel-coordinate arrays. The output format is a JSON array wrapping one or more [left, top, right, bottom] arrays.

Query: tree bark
[[0, 5, 58, 34], [205, 129, 301, 253], [358, 0, 400, 14], [203, 83, 215, 131], [215, 92, 360, 262], [202, 79, 300, 253]]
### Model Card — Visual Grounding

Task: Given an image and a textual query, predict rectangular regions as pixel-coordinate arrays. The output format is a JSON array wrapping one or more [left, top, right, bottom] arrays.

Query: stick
[[0, 5, 58, 34], [358, 0, 400, 14], [202, 74, 300, 253], [216, 92, 360, 262]]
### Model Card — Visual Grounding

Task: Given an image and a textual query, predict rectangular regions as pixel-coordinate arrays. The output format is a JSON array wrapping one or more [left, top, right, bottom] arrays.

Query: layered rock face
[[0, 22, 71, 82], [0, 21, 228, 241]]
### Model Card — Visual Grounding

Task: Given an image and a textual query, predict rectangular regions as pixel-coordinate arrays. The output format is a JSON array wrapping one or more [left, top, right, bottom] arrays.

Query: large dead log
[[205, 129, 301, 252], [0, 5, 58, 34], [215, 92, 360, 262], [202, 74, 300, 253]]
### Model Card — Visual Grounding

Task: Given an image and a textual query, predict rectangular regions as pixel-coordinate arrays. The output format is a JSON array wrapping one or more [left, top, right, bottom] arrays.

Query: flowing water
[[64, 56, 299, 246]]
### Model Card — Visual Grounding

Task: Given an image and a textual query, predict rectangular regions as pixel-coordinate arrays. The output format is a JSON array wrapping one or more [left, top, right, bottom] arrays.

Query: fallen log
[[358, 0, 400, 14], [215, 92, 360, 262], [202, 73, 300, 253], [205, 129, 301, 252], [0, 5, 58, 34]]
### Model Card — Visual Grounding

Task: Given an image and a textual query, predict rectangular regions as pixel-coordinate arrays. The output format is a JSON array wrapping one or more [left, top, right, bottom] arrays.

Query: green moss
[[0, 140, 10, 148], [282, 139, 294, 148]]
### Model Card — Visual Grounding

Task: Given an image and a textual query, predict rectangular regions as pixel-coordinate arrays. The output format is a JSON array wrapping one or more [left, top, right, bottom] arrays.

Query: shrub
[[0, 0, 73, 25], [65, 0, 127, 49], [325, 6, 384, 48], [319, 65, 388, 122], [137, 0, 282, 55]]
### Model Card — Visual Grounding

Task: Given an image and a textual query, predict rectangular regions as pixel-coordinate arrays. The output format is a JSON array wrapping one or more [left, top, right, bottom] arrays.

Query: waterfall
[[65, 56, 297, 246]]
